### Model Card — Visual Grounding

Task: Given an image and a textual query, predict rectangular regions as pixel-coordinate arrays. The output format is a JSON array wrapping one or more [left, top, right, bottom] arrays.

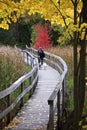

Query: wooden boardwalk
[[4, 64, 60, 130]]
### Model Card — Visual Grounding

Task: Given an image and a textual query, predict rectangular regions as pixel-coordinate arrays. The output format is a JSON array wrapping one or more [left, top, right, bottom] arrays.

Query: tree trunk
[[78, 0, 87, 119], [62, 0, 87, 129], [73, 0, 79, 129], [72, 0, 87, 129]]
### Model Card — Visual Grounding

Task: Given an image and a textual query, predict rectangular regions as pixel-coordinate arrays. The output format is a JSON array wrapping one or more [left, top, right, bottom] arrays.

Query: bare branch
[[71, 0, 75, 5], [50, 0, 67, 28]]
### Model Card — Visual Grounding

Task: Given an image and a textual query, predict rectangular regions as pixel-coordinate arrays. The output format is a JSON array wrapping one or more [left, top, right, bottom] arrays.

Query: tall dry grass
[[47, 46, 73, 74], [46, 46, 87, 110], [0, 45, 30, 91], [46, 46, 74, 109], [46, 46, 74, 89]]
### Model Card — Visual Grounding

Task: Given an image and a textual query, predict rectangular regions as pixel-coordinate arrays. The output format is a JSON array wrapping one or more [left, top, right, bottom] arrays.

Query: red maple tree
[[34, 23, 52, 49]]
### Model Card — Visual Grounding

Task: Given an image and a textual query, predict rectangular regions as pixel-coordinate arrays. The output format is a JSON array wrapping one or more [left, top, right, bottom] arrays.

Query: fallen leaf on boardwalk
[[2, 118, 5, 122], [4, 117, 20, 129], [13, 117, 20, 122]]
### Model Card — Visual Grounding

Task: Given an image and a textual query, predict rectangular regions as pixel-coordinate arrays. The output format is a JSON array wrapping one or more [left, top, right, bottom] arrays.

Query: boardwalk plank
[[4, 65, 60, 130]]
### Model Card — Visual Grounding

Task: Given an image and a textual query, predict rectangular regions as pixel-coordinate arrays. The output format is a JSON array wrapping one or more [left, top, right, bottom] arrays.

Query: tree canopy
[[0, 0, 82, 28], [0, 0, 86, 43]]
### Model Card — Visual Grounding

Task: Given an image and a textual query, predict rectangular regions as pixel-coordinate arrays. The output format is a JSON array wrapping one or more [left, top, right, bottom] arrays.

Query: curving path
[[4, 64, 60, 130]]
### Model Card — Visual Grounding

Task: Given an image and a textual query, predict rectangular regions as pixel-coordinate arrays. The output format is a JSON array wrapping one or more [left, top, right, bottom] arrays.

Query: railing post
[[7, 94, 11, 124], [27, 52, 28, 64], [31, 58, 34, 67], [49, 55, 50, 60], [53, 56, 54, 62], [48, 101, 54, 130], [53, 56, 55, 68], [62, 79, 65, 110], [28, 77, 32, 98], [29, 77, 32, 98], [57, 90, 60, 129], [29, 76, 32, 85], [20, 83, 24, 107], [86, 77, 87, 86], [30, 57, 33, 67], [62, 75, 67, 110]]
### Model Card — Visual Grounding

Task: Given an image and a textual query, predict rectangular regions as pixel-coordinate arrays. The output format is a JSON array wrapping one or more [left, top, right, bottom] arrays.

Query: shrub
[[34, 23, 52, 49]]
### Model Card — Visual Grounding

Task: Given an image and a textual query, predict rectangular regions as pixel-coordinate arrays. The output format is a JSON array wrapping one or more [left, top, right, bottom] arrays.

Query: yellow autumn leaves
[[0, 0, 84, 36], [0, 0, 18, 29]]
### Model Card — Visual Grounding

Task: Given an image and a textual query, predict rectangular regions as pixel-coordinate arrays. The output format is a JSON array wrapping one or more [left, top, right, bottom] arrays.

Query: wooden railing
[[0, 50, 38, 128], [86, 77, 87, 86], [26, 45, 68, 130]]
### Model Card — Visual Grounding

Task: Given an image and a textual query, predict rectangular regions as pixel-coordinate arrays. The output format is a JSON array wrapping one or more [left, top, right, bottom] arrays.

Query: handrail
[[26, 45, 68, 130], [26, 45, 67, 75], [15, 45, 38, 67], [0, 49, 38, 128], [0, 67, 37, 100], [22, 50, 38, 67]]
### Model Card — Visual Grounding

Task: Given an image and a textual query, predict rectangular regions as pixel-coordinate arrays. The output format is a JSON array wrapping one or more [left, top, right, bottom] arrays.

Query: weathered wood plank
[[1, 46, 68, 130], [0, 66, 37, 99], [5, 65, 59, 130], [0, 74, 38, 119], [0, 50, 38, 129]]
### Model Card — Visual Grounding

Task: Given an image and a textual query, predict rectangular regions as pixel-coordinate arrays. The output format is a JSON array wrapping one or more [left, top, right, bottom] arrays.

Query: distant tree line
[[0, 14, 68, 47]]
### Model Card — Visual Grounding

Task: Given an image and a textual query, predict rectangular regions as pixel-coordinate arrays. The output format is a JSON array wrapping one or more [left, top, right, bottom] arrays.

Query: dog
[[43, 63, 47, 69]]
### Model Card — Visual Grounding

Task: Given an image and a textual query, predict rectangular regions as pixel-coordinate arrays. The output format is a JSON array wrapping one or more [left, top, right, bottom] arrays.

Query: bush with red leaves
[[34, 23, 52, 49]]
